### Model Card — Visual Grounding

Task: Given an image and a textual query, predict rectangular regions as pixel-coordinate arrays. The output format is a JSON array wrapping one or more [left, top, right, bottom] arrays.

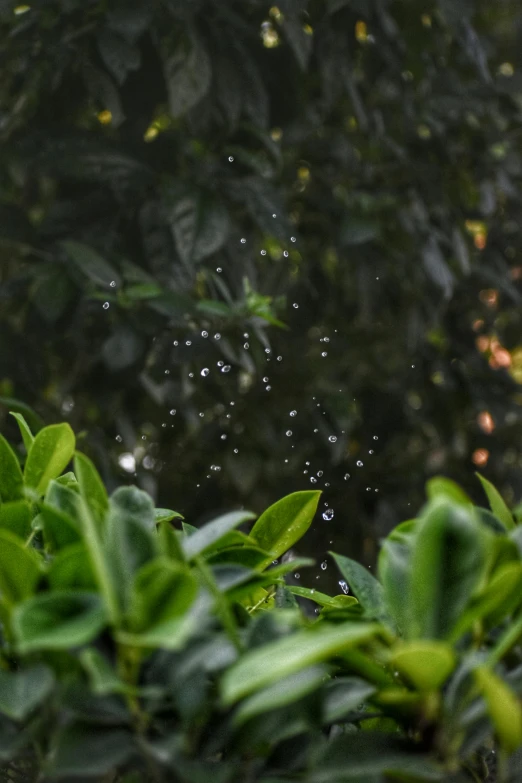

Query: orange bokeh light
[[472, 448, 490, 466], [477, 411, 495, 434]]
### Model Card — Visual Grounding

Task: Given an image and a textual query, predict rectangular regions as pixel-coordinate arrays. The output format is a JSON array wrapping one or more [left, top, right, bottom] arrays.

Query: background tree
[[2, 0, 522, 589]]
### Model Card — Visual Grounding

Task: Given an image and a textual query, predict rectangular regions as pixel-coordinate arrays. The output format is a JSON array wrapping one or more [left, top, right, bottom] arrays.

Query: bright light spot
[[498, 62, 514, 77], [472, 448, 489, 467], [119, 453, 136, 473], [355, 20, 368, 42], [97, 110, 112, 125], [14, 4, 31, 14], [102, 302, 110, 310], [322, 508, 334, 521], [144, 125, 159, 142], [479, 289, 498, 308], [417, 124, 431, 139], [421, 13, 432, 27], [478, 411, 495, 434], [261, 20, 280, 48]]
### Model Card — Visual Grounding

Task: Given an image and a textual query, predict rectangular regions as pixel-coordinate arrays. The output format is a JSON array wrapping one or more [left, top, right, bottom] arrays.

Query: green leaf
[[155, 508, 183, 524], [0, 530, 41, 605], [163, 184, 230, 265], [322, 677, 377, 724], [24, 423, 75, 496], [182, 510, 256, 560], [378, 539, 410, 634], [162, 35, 212, 119], [0, 500, 32, 539], [40, 504, 82, 551], [128, 558, 197, 633], [48, 724, 134, 778], [0, 434, 23, 502], [475, 666, 522, 753], [390, 641, 456, 691], [449, 562, 522, 641], [288, 586, 358, 610], [61, 240, 121, 288], [9, 412, 34, 452], [426, 477, 472, 506], [331, 552, 390, 624], [207, 546, 272, 569], [12, 592, 107, 653], [476, 472, 515, 531], [234, 665, 328, 726], [47, 544, 97, 591], [74, 452, 108, 525], [250, 491, 321, 565], [80, 649, 131, 696], [408, 500, 487, 639], [0, 665, 54, 721], [221, 622, 381, 705]]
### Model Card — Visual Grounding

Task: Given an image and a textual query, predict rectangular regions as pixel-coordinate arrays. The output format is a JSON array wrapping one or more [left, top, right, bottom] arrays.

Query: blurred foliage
[[3, 0, 522, 587]]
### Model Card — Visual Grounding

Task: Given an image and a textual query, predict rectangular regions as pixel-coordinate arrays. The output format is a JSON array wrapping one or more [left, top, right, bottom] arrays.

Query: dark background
[[2, 0, 522, 592]]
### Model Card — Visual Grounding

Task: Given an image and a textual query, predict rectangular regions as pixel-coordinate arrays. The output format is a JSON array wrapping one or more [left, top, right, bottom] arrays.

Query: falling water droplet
[[201, 330, 208, 338], [185, 340, 192, 346], [339, 580, 349, 595], [310, 476, 317, 483], [214, 333, 221, 340], [210, 465, 221, 472], [222, 365, 231, 373], [293, 303, 299, 309], [294, 572, 300, 580], [263, 376, 269, 382], [228, 155, 234, 162], [240, 237, 246, 244], [286, 430, 293, 437], [321, 352, 328, 357], [320, 560, 328, 571], [373, 435, 379, 440], [110, 280, 116, 288], [290, 236, 296, 242], [344, 473, 350, 480], [201, 368, 210, 377], [216, 267, 222, 273], [328, 435, 337, 443], [283, 250, 289, 257], [103, 302, 110, 310], [322, 508, 334, 521], [290, 410, 297, 417], [356, 460, 363, 467], [169, 409, 176, 416]]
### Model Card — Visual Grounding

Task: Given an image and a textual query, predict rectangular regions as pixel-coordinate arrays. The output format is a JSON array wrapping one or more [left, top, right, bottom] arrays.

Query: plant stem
[[487, 611, 522, 666]]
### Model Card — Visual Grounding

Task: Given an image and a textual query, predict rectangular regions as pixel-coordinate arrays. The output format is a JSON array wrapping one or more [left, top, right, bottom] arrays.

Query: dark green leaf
[[331, 552, 389, 623], [0, 434, 23, 502], [0, 665, 54, 721]]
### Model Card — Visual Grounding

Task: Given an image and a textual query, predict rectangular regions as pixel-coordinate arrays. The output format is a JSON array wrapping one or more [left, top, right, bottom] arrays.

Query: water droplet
[[221, 434, 227, 440], [216, 267, 222, 273], [272, 213, 277, 218], [199, 412, 204, 418], [173, 340, 179, 346], [375, 488, 379, 493], [293, 303, 299, 309], [294, 572, 300, 579], [228, 155, 234, 162], [240, 237, 246, 244], [188, 372, 194, 378], [323, 336, 330, 343], [373, 435, 379, 440], [119, 453, 136, 473], [317, 470, 323, 477], [286, 430, 293, 437], [321, 352, 327, 357], [320, 560, 328, 571], [322, 508, 334, 521], [266, 385, 272, 391], [310, 476, 317, 483], [165, 369, 171, 375], [366, 487, 371, 491], [328, 435, 337, 443], [313, 428, 318, 433], [290, 410, 297, 417], [201, 368, 210, 377], [103, 302, 110, 310], [263, 376, 269, 383], [169, 409, 176, 416], [265, 348, 271, 354], [339, 580, 349, 595], [244, 342, 249, 349], [290, 236, 296, 242], [222, 365, 231, 373], [185, 340, 192, 346], [283, 250, 289, 257], [369, 449, 374, 455], [356, 460, 363, 467], [276, 355, 282, 362], [411, 364, 415, 368], [214, 333, 221, 340], [110, 280, 116, 288], [201, 330, 208, 338], [115, 434, 122, 443], [260, 249, 267, 256], [210, 465, 221, 472], [233, 448, 239, 454]]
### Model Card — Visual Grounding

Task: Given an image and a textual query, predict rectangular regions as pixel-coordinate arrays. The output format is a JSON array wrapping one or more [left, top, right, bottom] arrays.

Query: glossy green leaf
[[0, 530, 41, 605], [250, 491, 321, 565], [475, 666, 522, 753], [0, 500, 32, 539], [24, 423, 75, 496], [12, 591, 107, 653], [182, 510, 256, 560], [322, 677, 377, 724], [155, 508, 183, 524], [476, 472, 514, 531], [449, 562, 522, 641], [0, 434, 23, 502], [426, 477, 472, 507], [408, 500, 487, 639], [47, 544, 97, 591], [222, 622, 380, 705], [128, 558, 197, 633], [40, 504, 81, 551], [9, 412, 34, 452], [331, 552, 389, 623], [234, 665, 328, 726], [390, 641, 456, 691], [207, 545, 272, 569], [378, 539, 411, 634], [0, 665, 54, 721], [74, 451, 108, 525], [288, 586, 358, 610], [77, 496, 120, 626]]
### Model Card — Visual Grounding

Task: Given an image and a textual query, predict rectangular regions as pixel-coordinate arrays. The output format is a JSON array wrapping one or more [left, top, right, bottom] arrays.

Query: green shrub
[[1, 415, 522, 781]]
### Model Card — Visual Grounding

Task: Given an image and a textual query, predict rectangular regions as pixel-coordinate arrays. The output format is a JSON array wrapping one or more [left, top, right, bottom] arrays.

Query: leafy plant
[[0, 415, 522, 781]]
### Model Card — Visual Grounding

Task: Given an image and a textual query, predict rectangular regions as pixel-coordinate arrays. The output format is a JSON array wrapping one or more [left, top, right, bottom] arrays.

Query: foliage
[[1, 417, 522, 781], [3, 0, 522, 575]]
